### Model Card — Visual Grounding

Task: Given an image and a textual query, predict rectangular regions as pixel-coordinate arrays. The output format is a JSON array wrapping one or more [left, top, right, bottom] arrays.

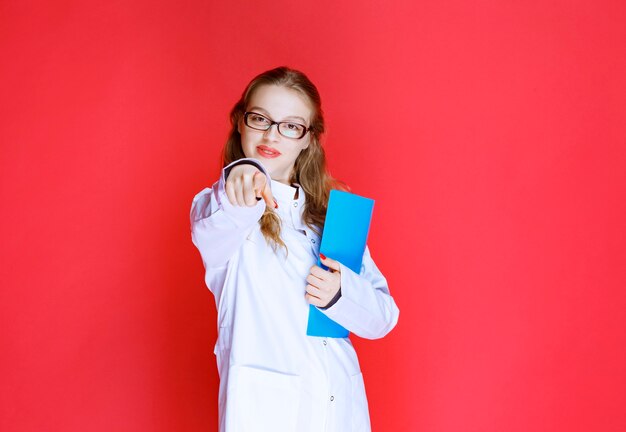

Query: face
[[238, 84, 313, 184]]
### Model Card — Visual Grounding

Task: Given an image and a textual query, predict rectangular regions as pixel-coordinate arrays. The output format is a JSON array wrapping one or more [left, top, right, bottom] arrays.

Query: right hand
[[225, 164, 275, 208]]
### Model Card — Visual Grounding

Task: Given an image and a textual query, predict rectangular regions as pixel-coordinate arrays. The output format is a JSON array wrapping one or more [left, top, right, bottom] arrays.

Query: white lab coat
[[190, 159, 399, 432]]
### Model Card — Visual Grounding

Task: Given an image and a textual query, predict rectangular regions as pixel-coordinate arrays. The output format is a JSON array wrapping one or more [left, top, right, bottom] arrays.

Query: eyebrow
[[248, 106, 307, 124]]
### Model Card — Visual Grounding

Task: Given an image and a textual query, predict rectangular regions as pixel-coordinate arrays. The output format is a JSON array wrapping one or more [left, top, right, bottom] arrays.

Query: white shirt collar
[[271, 180, 304, 207], [270, 180, 309, 231]]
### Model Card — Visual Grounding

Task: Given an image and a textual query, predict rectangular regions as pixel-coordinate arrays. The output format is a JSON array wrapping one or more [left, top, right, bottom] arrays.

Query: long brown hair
[[222, 66, 345, 251]]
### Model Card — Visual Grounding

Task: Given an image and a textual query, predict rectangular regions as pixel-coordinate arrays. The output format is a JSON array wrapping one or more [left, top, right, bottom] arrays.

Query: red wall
[[1, 1, 625, 431]]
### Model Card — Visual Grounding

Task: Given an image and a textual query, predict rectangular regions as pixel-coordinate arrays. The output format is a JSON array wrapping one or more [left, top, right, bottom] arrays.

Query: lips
[[256, 145, 281, 159]]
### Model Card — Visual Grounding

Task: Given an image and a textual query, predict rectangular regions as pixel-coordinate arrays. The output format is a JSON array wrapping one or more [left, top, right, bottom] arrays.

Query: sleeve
[[190, 158, 270, 269], [319, 247, 400, 340]]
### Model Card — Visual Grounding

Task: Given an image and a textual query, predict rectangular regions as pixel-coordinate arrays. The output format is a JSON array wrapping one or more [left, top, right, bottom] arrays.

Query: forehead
[[247, 84, 313, 121]]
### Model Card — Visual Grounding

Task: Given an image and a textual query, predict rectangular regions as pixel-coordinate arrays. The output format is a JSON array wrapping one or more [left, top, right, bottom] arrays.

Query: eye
[[251, 114, 269, 124], [285, 123, 303, 131]]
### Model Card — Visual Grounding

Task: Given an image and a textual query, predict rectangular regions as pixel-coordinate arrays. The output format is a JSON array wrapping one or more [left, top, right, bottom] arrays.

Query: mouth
[[256, 145, 281, 158]]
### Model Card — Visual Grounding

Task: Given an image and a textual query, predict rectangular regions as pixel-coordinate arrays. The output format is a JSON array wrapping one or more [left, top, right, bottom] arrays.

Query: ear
[[237, 116, 243, 135]]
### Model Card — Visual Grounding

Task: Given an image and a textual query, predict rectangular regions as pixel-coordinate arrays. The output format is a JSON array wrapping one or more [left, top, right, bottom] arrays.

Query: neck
[[270, 168, 293, 185]]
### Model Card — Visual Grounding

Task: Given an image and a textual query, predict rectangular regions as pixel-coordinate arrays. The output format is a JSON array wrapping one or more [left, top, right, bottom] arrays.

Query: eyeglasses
[[243, 112, 310, 140]]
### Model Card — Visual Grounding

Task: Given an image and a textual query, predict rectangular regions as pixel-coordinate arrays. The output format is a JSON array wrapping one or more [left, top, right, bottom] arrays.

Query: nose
[[263, 123, 281, 141]]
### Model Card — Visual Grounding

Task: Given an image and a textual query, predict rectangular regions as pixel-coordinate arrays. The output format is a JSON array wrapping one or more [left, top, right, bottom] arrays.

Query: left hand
[[305, 254, 342, 308]]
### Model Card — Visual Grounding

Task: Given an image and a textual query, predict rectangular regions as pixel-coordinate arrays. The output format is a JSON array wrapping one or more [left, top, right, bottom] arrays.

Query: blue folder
[[306, 189, 375, 338]]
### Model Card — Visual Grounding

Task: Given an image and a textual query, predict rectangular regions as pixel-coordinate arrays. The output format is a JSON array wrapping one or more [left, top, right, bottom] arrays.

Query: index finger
[[253, 171, 275, 208]]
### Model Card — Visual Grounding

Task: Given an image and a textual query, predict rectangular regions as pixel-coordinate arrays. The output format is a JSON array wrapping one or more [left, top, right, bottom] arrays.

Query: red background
[[1, 1, 625, 431]]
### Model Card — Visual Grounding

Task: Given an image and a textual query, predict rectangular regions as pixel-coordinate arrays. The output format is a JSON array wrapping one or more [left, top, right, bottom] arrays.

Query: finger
[[252, 170, 266, 198], [305, 288, 328, 306], [305, 283, 321, 296], [234, 179, 246, 206], [254, 171, 276, 208], [305, 293, 324, 307], [242, 173, 257, 206], [306, 273, 325, 287], [314, 281, 333, 295], [310, 265, 330, 280], [319, 253, 341, 273], [225, 180, 237, 206]]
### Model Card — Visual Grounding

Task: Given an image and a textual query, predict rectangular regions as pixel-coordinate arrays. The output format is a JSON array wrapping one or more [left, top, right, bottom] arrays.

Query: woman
[[190, 66, 399, 432]]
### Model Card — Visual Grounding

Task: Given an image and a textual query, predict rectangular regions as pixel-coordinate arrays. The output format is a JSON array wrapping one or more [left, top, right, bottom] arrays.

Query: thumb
[[319, 253, 341, 272], [253, 171, 275, 208]]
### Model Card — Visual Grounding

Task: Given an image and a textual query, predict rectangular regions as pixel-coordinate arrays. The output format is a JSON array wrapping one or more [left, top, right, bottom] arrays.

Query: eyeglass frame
[[243, 111, 311, 140]]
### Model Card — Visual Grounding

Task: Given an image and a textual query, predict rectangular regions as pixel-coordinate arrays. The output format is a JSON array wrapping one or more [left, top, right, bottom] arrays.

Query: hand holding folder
[[306, 190, 375, 338]]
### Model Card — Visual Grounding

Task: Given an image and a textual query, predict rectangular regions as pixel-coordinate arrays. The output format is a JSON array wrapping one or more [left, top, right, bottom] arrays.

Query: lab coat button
[[330, 396, 334, 401], [293, 202, 298, 207], [310, 238, 316, 244], [323, 340, 327, 345]]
